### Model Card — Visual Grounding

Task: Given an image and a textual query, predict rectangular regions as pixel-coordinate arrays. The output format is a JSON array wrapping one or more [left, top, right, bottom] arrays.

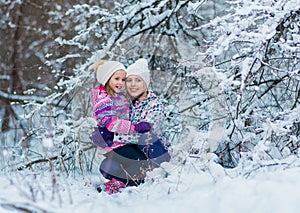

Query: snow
[[1, 156, 300, 213], [1, 0, 300, 212]]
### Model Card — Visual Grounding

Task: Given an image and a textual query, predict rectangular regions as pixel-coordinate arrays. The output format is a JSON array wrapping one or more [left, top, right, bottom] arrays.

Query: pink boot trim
[[105, 178, 126, 194]]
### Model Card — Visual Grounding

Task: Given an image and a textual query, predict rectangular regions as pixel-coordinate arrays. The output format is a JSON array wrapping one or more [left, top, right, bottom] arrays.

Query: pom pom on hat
[[126, 58, 150, 88], [93, 60, 126, 85]]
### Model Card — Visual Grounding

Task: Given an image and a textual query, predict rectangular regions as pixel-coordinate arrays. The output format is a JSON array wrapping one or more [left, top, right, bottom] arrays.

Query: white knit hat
[[126, 58, 150, 88], [95, 60, 126, 85]]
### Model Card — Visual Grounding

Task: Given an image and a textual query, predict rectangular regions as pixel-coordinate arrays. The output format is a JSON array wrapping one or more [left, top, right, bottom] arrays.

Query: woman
[[125, 58, 170, 168], [99, 58, 170, 194]]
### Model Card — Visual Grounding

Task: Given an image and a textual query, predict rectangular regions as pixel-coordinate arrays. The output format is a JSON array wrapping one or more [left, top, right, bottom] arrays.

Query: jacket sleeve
[[144, 102, 166, 134], [112, 97, 167, 145], [91, 88, 136, 134], [141, 100, 169, 148]]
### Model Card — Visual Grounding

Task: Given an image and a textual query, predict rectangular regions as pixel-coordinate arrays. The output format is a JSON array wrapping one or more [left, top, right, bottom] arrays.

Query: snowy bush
[[199, 0, 300, 167]]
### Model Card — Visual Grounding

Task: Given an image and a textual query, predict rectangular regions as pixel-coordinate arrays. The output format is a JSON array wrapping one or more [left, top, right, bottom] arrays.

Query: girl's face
[[108, 70, 126, 94], [125, 75, 147, 100]]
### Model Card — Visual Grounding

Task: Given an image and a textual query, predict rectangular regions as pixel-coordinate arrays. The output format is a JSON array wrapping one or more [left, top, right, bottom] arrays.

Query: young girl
[[90, 60, 152, 193]]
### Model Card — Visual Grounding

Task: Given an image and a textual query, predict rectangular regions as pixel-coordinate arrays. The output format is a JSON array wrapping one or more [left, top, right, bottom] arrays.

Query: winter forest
[[1, 0, 300, 212]]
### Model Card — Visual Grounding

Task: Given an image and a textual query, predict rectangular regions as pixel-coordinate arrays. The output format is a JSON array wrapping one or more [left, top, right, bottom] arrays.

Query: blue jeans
[[137, 139, 170, 168], [100, 144, 150, 186]]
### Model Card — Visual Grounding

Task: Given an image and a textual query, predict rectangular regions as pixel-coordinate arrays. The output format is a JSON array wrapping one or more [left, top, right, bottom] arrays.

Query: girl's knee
[[99, 159, 121, 176]]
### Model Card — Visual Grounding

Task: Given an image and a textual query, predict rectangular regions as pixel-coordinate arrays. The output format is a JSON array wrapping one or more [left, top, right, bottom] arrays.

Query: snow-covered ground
[[1, 155, 300, 213]]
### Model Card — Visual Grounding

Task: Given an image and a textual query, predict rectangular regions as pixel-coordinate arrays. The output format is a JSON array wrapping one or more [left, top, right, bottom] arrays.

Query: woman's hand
[[134, 121, 152, 133]]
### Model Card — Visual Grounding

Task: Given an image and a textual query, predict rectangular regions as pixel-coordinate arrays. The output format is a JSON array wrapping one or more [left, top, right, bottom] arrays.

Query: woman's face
[[108, 70, 126, 94], [126, 75, 147, 99]]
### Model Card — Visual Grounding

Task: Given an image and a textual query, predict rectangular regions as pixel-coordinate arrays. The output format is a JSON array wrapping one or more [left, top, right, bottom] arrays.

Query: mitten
[[133, 121, 152, 133], [90, 126, 114, 148], [98, 126, 114, 146]]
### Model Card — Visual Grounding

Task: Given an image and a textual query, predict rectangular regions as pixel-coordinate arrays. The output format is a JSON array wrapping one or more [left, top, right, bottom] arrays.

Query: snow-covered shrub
[[199, 0, 300, 167]]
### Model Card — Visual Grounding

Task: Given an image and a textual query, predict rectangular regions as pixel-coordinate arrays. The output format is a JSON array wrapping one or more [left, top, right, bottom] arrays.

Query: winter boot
[[105, 178, 126, 194]]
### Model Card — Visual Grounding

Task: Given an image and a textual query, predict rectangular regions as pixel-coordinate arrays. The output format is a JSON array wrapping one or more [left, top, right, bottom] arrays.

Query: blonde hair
[[105, 83, 115, 97]]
